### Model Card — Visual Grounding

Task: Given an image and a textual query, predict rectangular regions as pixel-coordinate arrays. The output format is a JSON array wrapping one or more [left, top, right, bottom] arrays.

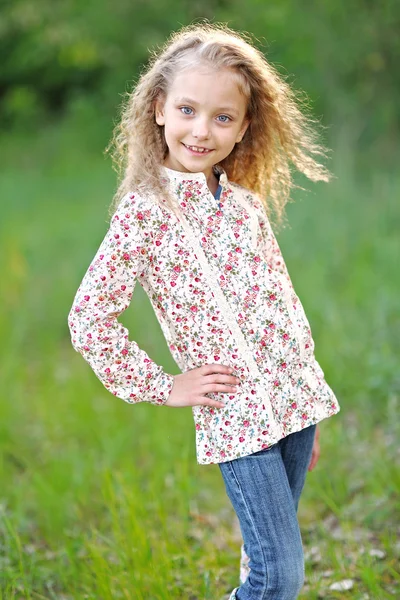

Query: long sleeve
[[68, 192, 175, 405], [249, 193, 292, 284], [249, 193, 327, 379]]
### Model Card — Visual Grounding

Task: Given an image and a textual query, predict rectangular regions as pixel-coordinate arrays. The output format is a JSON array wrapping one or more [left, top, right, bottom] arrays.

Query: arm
[[249, 193, 292, 284], [68, 192, 175, 405], [308, 425, 320, 471], [250, 194, 327, 380]]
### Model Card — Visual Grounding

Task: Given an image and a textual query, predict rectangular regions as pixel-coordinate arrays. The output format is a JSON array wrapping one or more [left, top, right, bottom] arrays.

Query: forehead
[[168, 67, 248, 113]]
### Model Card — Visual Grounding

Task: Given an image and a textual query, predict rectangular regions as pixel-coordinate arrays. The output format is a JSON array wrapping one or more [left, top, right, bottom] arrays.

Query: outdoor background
[[1, 1, 399, 598]]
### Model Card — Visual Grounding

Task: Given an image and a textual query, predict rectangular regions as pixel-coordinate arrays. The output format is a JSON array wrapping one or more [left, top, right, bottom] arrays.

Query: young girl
[[68, 23, 340, 600]]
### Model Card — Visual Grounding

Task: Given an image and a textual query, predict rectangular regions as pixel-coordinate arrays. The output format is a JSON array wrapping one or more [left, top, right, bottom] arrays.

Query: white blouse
[[68, 167, 340, 465]]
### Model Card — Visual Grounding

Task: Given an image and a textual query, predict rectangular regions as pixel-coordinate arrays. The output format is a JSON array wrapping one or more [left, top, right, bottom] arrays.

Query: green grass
[[0, 118, 399, 599]]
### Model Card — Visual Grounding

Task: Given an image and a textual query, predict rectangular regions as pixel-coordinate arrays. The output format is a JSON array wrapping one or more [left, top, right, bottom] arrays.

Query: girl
[[68, 23, 340, 600]]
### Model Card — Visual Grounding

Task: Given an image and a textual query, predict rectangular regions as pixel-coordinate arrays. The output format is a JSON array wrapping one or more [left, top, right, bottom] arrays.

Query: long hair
[[106, 22, 331, 226]]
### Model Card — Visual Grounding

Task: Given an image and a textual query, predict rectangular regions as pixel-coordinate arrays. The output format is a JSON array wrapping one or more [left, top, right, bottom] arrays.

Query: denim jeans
[[219, 424, 317, 600]]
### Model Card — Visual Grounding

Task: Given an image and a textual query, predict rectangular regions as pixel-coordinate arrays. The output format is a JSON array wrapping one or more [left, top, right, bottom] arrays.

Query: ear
[[155, 97, 166, 126], [236, 118, 250, 143]]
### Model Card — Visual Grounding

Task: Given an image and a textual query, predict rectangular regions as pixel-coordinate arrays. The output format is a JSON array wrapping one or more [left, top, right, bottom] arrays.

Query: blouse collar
[[161, 165, 229, 189]]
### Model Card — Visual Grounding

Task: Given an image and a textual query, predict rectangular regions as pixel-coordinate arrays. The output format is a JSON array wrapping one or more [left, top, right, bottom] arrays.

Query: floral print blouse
[[68, 167, 340, 465]]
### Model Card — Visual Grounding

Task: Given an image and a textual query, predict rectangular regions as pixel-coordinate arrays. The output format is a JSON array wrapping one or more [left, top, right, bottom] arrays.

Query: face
[[155, 66, 249, 184]]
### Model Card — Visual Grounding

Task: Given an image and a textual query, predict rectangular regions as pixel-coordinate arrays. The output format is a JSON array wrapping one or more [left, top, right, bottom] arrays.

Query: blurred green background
[[1, 1, 399, 598]]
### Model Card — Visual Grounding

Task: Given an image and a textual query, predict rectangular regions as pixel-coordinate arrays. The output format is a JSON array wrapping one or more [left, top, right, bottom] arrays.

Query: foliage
[[1, 0, 399, 164]]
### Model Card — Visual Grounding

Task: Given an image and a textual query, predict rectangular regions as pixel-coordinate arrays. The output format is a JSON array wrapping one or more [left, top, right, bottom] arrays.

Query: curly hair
[[106, 22, 331, 227]]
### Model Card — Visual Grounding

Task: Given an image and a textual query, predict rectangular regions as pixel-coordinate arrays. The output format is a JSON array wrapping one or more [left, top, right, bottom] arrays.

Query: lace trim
[[175, 209, 276, 424]]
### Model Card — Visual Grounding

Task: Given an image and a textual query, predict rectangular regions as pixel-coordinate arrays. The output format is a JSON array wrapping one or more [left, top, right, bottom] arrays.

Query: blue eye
[[217, 115, 231, 123], [180, 107, 193, 115]]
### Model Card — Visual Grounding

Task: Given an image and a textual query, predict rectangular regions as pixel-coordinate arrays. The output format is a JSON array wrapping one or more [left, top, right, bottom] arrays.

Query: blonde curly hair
[[106, 22, 331, 227]]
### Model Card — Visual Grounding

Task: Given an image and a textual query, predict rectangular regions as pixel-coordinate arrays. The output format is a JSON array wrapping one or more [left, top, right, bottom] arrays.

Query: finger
[[189, 398, 226, 409], [201, 374, 240, 386], [202, 399, 227, 408], [202, 384, 238, 394], [200, 363, 234, 375]]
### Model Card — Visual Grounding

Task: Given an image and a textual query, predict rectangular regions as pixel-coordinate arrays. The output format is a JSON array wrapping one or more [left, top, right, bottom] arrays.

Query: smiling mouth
[[183, 143, 213, 154]]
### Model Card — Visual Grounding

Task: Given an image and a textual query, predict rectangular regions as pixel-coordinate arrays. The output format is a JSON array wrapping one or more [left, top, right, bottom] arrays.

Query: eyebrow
[[174, 97, 240, 116]]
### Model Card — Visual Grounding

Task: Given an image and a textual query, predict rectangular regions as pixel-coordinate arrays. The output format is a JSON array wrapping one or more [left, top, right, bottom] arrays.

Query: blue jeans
[[218, 424, 317, 600]]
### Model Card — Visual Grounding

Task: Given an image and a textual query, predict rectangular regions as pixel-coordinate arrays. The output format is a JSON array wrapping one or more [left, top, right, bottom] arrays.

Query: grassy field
[[0, 118, 399, 599]]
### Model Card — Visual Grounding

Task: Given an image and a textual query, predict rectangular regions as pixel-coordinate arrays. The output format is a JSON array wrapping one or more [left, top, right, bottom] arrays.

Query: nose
[[191, 117, 211, 140]]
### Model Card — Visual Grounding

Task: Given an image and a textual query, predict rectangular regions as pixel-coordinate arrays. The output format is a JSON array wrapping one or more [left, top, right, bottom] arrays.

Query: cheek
[[165, 118, 185, 141], [219, 130, 239, 149]]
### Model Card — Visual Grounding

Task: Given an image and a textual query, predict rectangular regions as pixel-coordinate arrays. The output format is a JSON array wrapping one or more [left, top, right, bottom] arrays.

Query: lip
[[182, 143, 214, 156]]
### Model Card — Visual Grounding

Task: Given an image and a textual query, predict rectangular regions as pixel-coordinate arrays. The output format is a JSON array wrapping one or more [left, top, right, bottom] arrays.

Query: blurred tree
[[0, 0, 398, 161]]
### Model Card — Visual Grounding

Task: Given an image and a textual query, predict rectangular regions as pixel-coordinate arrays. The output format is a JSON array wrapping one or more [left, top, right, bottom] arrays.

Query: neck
[[207, 171, 220, 196]]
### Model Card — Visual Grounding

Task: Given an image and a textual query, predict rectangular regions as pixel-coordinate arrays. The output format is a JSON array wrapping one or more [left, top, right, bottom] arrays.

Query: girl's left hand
[[308, 425, 320, 471]]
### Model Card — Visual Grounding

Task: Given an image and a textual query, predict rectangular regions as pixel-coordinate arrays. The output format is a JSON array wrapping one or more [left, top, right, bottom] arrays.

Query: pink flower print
[[239, 436, 245, 442], [243, 420, 250, 427], [136, 213, 144, 220], [123, 253, 130, 261], [160, 223, 168, 231]]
